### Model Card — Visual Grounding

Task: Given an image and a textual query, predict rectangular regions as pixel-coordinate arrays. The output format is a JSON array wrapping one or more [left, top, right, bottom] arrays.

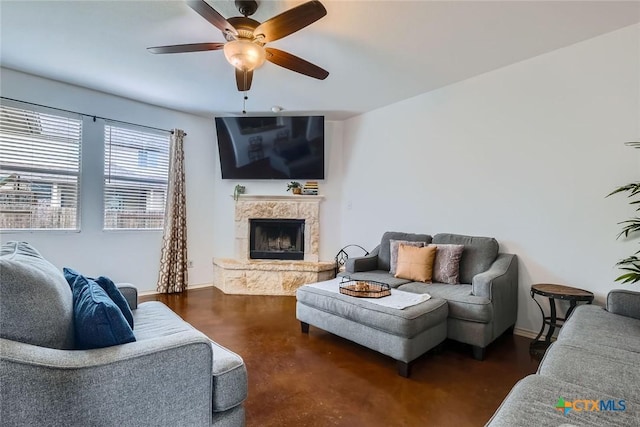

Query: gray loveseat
[[0, 241, 247, 426], [487, 289, 640, 426], [340, 232, 518, 360]]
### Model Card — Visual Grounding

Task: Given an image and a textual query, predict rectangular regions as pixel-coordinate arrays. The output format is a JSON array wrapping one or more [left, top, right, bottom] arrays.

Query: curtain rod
[[0, 96, 185, 136]]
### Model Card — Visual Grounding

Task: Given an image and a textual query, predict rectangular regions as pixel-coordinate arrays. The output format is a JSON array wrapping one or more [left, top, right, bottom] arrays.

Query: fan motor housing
[[225, 17, 261, 42]]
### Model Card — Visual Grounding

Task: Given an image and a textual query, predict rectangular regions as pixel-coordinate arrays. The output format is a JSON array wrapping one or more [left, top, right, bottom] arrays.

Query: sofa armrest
[[0, 331, 213, 426], [472, 253, 518, 339], [117, 283, 138, 310], [345, 245, 380, 273], [606, 289, 640, 320], [472, 253, 517, 299]]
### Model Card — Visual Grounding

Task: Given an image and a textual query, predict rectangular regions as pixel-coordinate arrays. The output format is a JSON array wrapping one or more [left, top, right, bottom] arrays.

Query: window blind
[[104, 124, 170, 230], [0, 104, 82, 230]]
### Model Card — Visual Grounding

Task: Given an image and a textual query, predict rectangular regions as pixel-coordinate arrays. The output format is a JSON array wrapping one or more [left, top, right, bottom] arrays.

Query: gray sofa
[[0, 241, 247, 426], [340, 232, 518, 360], [487, 289, 640, 426]]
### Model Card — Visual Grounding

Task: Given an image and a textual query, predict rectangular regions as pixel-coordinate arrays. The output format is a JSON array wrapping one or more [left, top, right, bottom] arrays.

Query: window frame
[[103, 122, 170, 231], [0, 100, 83, 232]]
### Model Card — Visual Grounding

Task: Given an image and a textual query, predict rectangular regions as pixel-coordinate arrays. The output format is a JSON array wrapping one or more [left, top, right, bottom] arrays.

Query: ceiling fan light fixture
[[223, 39, 266, 72]]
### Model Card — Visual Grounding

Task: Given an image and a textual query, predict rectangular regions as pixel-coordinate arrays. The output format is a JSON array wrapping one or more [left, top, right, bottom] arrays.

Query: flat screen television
[[215, 116, 324, 179]]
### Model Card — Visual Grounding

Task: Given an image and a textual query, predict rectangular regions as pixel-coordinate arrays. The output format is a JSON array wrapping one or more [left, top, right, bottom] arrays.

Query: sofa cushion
[[432, 234, 498, 284], [64, 268, 134, 329], [133, 301, 248, 412], [67, 272, 136, 349], [378, 232, 431, 272], [486, 375, 636, 427], [557, 304, 640, 355], [0, 241, 75, 349], [398, 282, 493, 323], [389, 239, 425, 275], [395, 244, 436, 283], [432, 244, 464, 284], [539, 342, 640, 404]]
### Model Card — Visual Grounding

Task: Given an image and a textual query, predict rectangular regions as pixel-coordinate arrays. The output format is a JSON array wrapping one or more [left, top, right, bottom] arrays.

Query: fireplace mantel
[[212, 194, 334, 295], [235, 194, 324, 201]]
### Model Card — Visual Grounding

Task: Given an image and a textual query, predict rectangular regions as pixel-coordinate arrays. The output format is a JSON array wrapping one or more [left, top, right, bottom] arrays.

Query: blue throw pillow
[[63, 268, 134, 329], [94, 276, 134, 329], [63, 269, 135, 349]]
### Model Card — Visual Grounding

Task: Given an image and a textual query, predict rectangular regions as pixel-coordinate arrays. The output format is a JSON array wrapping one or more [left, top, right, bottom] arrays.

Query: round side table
[[529, 283, 594, 359]]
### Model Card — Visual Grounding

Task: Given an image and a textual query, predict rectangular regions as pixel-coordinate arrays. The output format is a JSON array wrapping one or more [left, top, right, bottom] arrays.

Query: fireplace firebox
[[249, 219, 305, 260]]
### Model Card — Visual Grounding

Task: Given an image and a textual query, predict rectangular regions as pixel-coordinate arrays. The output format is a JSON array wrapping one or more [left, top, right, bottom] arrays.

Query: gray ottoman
[[296, 279, 448, 377]]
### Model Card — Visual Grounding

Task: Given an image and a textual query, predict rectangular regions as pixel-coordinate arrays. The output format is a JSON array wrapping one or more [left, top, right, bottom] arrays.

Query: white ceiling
[[1, 0, 639, 120]]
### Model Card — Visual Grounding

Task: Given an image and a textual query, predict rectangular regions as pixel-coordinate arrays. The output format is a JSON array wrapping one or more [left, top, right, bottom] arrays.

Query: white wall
[[340, 24, 640, 334], [0, 68, 343, 292]]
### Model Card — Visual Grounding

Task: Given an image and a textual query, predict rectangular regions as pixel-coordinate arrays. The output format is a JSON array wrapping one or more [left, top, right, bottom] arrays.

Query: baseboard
[[138, 282, 214, 297], [188, 282, 215, 290], [513, 327, 539, 340]]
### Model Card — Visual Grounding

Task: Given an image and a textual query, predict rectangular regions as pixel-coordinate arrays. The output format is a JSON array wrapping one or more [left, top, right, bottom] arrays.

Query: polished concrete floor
[[141, 287, 540, 427]]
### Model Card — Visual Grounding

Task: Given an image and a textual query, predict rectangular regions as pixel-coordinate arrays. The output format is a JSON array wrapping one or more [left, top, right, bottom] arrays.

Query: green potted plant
[[287, 181, 302, 195], [607, 141, 640, 284]]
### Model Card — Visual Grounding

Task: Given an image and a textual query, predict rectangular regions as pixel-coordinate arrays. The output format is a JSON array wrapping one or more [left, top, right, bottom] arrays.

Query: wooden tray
[[339, 280, 391, 298]]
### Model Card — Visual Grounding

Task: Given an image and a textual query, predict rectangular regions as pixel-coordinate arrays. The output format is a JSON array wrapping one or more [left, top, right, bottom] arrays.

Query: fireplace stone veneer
[[213, 195, 335, 295]]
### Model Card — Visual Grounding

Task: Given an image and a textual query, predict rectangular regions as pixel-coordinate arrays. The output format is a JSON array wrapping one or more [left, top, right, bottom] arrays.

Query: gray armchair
[[340, 232, 519, 360], [0, 241, 247, 426]]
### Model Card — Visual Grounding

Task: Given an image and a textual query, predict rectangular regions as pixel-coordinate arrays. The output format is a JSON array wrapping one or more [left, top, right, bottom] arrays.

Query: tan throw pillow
[[389, 239, 426, 275], [432, 244, 464, 284], [394, 244, 437, 283]]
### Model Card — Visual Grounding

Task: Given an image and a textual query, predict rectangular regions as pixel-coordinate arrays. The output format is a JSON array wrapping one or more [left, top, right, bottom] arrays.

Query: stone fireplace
[[213, 195, 335, 295]]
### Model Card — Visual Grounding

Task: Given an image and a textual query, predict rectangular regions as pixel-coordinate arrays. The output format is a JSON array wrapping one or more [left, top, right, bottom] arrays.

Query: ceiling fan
[[148, 0, 329, 91]]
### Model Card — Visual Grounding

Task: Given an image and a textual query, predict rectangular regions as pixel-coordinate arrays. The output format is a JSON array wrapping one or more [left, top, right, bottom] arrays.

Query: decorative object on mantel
[[607, 140, 640, 284], [302, 181, 319, 195], [287, 181, 302, 194], [233, 184, 246, 201]]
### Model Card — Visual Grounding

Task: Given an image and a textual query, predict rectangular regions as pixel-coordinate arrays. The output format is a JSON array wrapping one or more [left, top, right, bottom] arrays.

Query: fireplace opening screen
[[249, 219, 305, 260]]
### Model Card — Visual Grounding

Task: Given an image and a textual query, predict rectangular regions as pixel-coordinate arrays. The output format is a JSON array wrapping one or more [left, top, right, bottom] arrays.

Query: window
[[0, 103, 82, 230], [104, 124, 170, 230]]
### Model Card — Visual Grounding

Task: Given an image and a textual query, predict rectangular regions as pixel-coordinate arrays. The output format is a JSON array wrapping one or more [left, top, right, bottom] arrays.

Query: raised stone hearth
[[213, 258, 335, 296], [213, 195, 335, 296]]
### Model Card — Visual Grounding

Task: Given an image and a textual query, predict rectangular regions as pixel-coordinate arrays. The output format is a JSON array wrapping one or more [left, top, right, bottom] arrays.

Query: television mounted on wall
[[215, 116, 325, 180]]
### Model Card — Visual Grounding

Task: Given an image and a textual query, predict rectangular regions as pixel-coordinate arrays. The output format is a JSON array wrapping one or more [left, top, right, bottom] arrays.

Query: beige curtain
[[157, 129, 188, 293]]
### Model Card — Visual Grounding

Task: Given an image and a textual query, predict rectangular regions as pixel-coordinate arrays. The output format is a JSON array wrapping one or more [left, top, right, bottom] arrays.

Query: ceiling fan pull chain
[[242, 71, 248, 114]]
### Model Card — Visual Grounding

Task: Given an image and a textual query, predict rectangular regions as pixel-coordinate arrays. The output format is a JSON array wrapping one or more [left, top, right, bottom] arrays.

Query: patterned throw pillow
[[432, 244, 464, 284], [389, 239, 426, 275], [394, 244, 437, 283]]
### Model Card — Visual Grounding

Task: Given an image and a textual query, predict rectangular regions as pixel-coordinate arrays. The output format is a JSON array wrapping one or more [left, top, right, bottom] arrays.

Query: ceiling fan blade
[[186, 0, 237, 36], [254, 0, 326, 43], [236, 69, 254, 91], [265, 48, 329, 80], [147, 42, 225, 54]]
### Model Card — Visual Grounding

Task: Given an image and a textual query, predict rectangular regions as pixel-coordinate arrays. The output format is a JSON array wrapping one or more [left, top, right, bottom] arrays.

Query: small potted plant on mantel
[[287, 181, 302, 195]]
